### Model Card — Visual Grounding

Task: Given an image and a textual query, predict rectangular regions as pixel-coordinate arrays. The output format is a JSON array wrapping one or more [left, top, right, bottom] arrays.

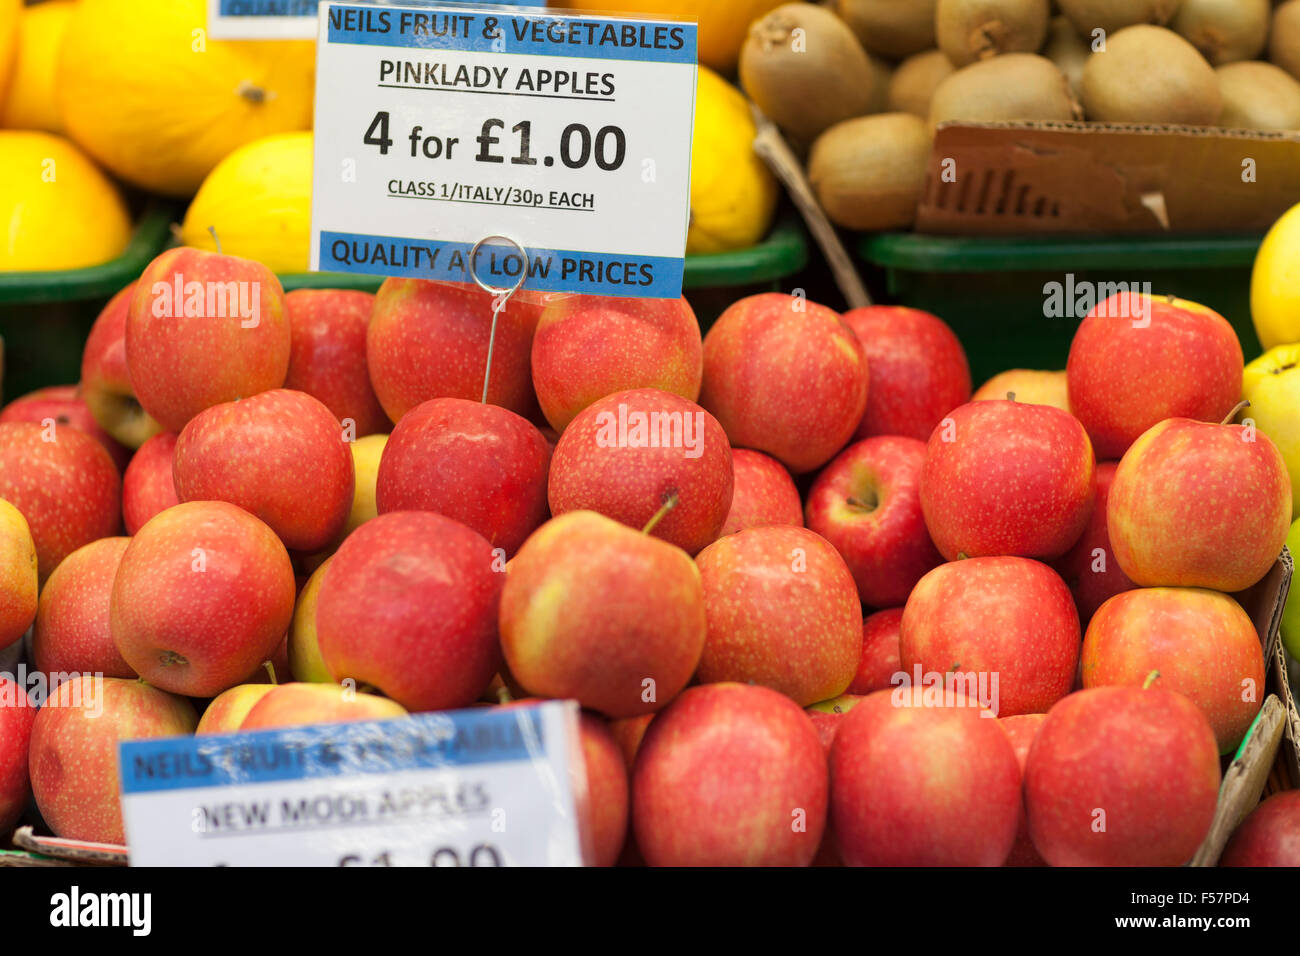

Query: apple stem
[[207, 226, 223, 256], [263, 661, 278, 685], [641, 494, 679, 535], [846, 493, 878, 513], [496, 686, 513, 705], [1142, 670, 1161, 689], [1222, 400, 1249, 425]]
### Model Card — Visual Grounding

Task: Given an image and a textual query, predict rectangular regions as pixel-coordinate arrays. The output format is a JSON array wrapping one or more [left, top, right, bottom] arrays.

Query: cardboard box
[[1191, 549, 1297, 866], [917, 122, 1300, 236]]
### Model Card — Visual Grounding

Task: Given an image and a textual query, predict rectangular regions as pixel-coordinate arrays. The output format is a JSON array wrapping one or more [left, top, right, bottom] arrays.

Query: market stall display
[[1, 0, 1300, 888]]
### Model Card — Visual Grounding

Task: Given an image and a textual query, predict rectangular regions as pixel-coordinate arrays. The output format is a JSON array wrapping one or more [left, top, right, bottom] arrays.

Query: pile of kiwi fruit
[[736, 0, 1300, 231]]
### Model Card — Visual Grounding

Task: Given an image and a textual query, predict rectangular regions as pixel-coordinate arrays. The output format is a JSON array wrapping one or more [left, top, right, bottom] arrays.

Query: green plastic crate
[[279, 214, 809, 326], [858, 232, 1264, 387], [0, 203, 176, 401]]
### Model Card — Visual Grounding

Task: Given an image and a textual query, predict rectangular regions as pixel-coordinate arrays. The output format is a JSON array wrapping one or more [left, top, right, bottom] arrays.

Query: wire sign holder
[[468, 234, 529, 405]]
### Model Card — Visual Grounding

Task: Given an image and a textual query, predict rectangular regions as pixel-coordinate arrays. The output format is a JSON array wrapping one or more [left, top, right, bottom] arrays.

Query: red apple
[[576, 713, 629, 867], [0, 421, 121, 581], [849, 607, 903, 695], [196, 684, 278, 734], [0, 500, 37, 651], [900, 556, 1081, 718], [633, 682, 828, 866], [700, 292, 868, 473], [283, 289, 388, 438], [500, 510, 706, 719], [531, 294, 702, 432], [720, 448, 803, 536], [80, 281, 162, 449], [547, 387, 733, 555], [375, 397, 550, 557], [32, 536, 135, 679], [121, 432, 179, 535], [0, 677, 36, 834], [126, 247, 290, 432], [1050, 461, 1137, 624], [695, 525, 860, 706], [842, 305, 970, 442], [366, 279, 543, 422], [973, 369, 1070, 412], [1024, 685, 1221, 866], [806, 436, 942, 607], [110, 501, 296, 697], [239, 682, 408, 730], [1000, 712, 1048, 867], [0, 385, 130, 473], [1220, 792, 1300, 866], [28, 675, 197, 845], [1082, 587, 1265, 753], [1109, 416, 1291, 592], [174, 389, 354, 553], [316, 511, 503, 712], [830, 687, 1021, 866], [1067, 292, 1243, 458], [920, 400, 1095, 561]]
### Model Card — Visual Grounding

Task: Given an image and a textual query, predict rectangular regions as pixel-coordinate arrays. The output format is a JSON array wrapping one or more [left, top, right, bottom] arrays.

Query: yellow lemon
[[180, 131, 312, 272], [1, 0, 76, 132], [555, 0, 785, 74], [687, 66, 777, 255], [56, 0, 314, 197], [1252, 201, 1300, 349], [0, 130, 131, 270]]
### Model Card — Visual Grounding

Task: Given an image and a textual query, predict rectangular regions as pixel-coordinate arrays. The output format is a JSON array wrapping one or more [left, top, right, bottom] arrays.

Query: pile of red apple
[[0, 245, 1295, 867]]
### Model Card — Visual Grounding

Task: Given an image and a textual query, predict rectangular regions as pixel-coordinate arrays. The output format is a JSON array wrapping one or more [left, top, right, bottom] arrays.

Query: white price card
[[310, 2, 698, 299], [207, 0, 533, 40], [118, 700, 589, 866]]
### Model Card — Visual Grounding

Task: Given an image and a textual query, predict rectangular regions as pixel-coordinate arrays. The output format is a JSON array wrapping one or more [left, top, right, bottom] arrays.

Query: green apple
[[1243, 344, 1300, 520], [1282, 518, 1300, 660]]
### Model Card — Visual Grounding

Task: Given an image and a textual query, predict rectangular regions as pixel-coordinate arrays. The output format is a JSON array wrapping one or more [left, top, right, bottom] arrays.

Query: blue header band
[[319, 230, 684, 298], [325, 4, 698, 64], [221, 0, 534, 15], [119, 707, 547, 795]]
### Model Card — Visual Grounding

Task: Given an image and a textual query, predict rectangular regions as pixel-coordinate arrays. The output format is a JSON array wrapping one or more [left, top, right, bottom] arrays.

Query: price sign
[[310, 2, 698, 298], [118, 701, 588, 866], [207, 0, 533, 40]]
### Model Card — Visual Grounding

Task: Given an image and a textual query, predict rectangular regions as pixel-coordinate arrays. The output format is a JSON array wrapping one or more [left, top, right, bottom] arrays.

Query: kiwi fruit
[[835, 0, 938, 59], [1216, 61, 1300, 130], [935, 0, 1050, 67], [1270, 0, 1300, 82], [1043, 15, 1091, 97], [929, 53, 1083, 125], [1171, 0, 1268, 66], [1081, 24, 1222, 125], [887, 49, 957, 116], [740, 3, 883, 147], [1056, 0, 1183, 37], [808, 112, 933, 230]]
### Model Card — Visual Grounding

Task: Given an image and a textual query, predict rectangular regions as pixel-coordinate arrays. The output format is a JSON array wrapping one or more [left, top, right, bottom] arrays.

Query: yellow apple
[[196, 684, 278, 735], [288, 555, 333, 682], [0, 498, 37, 650], [1252, 202, 1300, 349], [972, 369, 1070, 413], [1242, 344, 1300, 519]]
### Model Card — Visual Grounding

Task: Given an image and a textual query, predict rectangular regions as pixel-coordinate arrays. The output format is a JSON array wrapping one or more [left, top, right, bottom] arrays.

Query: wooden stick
[[750, 106, 872, 310]]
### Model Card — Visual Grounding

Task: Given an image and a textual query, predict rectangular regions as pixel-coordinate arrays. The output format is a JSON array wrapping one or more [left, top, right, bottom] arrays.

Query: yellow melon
[[56, 0, 315, 197], [1, 0, 76, 132], [0, 129, 131, 270]]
